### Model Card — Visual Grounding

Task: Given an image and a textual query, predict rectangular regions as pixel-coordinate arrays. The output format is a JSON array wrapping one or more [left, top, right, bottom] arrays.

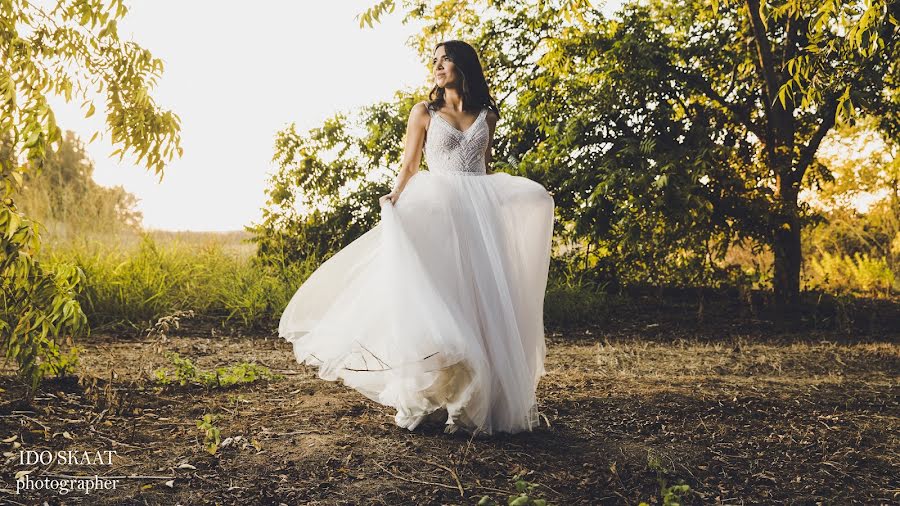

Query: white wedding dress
[[278, 101, 554, 435]]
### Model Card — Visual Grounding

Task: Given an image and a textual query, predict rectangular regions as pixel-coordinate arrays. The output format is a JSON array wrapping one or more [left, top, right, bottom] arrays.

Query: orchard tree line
[[251, 0, 900, 307]]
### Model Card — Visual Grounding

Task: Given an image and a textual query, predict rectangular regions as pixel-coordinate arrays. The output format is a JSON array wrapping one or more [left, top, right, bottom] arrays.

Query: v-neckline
[[434, 108, 485, 136]]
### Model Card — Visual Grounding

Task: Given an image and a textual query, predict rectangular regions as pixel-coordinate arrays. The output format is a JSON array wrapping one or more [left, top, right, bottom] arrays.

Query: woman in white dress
[[278, 40, 555, 436]]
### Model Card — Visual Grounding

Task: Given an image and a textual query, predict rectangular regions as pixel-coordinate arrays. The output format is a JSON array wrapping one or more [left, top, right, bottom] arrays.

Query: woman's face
[[433, 45, 457, 88]]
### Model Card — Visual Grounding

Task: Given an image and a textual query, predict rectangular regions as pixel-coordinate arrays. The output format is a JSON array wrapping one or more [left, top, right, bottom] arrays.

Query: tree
[[357, 0, 772, 289], [360, 0, 900, 309], [1, 0, 181, 391], [249, 97, 405, 267], [706, 0, 900, 306]]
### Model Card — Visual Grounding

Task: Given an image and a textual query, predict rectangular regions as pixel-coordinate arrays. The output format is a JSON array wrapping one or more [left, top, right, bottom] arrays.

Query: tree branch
[[745, 0, 782, 107], [675, 66, 766, 141], [794, 95, 838, 183]]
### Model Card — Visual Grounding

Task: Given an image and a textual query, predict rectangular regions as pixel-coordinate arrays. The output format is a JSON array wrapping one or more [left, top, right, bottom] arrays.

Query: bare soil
[[1, 317, 897, 505]]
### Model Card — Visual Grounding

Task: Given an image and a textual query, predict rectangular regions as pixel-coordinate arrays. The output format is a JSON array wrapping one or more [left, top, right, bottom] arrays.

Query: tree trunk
[[772, 172, 801, 309]]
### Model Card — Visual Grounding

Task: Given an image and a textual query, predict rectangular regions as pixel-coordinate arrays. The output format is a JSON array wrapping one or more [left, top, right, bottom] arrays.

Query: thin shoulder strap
[[423, 101, 434, 117]]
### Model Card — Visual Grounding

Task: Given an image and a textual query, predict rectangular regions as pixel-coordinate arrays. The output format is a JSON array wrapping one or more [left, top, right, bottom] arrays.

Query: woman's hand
[[379, 191, 399, 206]]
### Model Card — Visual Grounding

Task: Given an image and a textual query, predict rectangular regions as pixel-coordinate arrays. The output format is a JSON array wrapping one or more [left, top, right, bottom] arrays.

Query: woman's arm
[[380, 102, 429, 205], [484, 109, 499, 175]]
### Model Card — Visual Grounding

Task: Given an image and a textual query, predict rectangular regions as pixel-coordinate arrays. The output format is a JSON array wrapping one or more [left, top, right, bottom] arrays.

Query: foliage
[[252, 0, 899, 309], [806, 250, 896, 295], [248, 96, 409, 266], [800, 118, 899, 296], [711, 0, 900, 129], [196, 413, 221, 454], [1, 0, 181, 392], [153, 352, 281, 388], [40, 342, 80, 377], [0, 221, 88, 391], [543, 254, 615, 325], [808, 117, 900, 214]]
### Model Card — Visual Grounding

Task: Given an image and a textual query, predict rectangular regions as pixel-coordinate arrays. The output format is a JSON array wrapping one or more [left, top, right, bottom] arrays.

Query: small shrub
[[806, 251, 895, 297], [196, 414, 221, 454], [39, 342, 80, 378]]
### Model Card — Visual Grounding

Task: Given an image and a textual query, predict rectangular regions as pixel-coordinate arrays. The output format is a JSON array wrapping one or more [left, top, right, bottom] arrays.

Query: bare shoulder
[[410, 101, 431, 120], [485, 108, 500, 127], [406, 101, 430, 133]]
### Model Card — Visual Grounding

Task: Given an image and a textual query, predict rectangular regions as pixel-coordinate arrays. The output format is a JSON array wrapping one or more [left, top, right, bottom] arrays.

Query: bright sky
[[48, 1, 623, 232]]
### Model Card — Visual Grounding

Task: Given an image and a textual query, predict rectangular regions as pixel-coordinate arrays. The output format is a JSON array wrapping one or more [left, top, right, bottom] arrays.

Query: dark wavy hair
[[427, 40, 500, 118]]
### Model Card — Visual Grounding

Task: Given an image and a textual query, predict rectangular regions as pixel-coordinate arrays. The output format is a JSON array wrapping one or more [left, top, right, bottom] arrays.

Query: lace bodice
[[424, 104, 489, 176]]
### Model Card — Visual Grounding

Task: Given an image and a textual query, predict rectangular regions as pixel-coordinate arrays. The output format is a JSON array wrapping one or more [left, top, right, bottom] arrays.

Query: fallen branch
[[374, 461, 462, 493], [413, 456, 464, 497]]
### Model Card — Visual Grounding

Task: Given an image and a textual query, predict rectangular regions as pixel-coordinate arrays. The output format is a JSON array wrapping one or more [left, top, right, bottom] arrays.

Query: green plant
[[39, 343, 80, 378], [153, 352, 281, 388], [1, 238, 88, 394], [806, 251, 895, 297], [196, 414, 221, 455], [543, 283, 610, 327], [639, 481, 692, 506], [153, 352, 199, 386], [641, 451, 692, 506]]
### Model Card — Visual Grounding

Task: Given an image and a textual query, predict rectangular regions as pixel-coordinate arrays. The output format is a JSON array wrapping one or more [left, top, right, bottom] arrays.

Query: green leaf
[[509, 496, 530, 506], [759, 1, 769, 30], [25, 130, 40, 148], [6, 212, 20, 239]]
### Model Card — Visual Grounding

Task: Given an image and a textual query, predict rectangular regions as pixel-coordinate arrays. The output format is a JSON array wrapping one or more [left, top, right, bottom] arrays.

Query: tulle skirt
[[278, 170, 554, 435]]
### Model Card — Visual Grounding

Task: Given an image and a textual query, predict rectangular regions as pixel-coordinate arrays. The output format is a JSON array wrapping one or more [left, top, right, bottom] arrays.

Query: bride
[[278, 40, 555, 436]]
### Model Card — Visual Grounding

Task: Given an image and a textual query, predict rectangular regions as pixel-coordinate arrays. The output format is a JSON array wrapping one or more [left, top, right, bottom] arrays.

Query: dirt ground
[[1, 315, 897, 505]]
